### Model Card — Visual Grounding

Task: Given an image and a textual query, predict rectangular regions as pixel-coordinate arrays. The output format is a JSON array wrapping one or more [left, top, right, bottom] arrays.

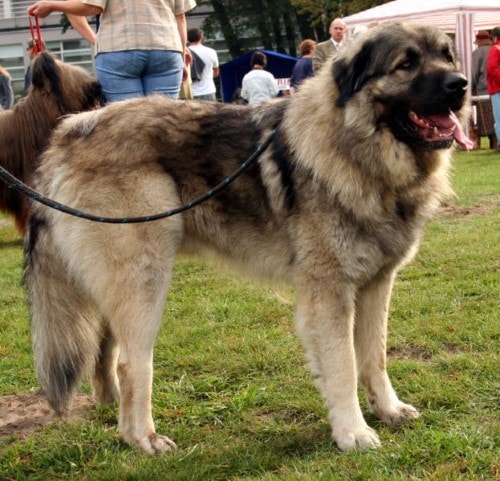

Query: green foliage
[[0, 149, 498, 479], [60, 13, 71, 34], [199, 0, 390, 56]]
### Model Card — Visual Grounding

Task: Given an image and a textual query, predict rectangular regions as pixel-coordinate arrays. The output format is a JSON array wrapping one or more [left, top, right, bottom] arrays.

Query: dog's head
[[31, 51, 102, 114], [332, 22, 471, 151]]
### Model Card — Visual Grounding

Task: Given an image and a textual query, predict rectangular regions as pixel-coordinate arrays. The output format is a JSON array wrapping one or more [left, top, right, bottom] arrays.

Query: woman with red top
[[487, 26, 500, 150]]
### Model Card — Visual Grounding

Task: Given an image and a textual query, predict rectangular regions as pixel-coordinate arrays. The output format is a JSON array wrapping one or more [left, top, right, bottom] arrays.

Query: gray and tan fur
[[25, 23, 469, 454], [0, 51, 101, 234]]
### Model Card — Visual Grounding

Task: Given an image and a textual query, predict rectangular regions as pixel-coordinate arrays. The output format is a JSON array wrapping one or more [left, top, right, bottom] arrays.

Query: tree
[[198, 0, 390, 58], [200, 0, 304, 56], [291, 0, 390, 40]]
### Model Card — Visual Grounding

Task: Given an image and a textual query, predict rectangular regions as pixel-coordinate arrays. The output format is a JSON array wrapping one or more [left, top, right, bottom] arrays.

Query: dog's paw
[[375, 401, 420, 427], [333, 426, 381, 451], [134, 433, 177, 455]]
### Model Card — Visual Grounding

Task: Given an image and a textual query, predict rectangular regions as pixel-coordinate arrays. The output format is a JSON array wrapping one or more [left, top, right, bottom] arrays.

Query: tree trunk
[[209, 0, 243, 58], [282, 8, 297, 57]]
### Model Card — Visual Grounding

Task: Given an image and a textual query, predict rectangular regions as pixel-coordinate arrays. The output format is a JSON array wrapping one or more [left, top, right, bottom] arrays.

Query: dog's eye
[[398, 60, 412, 70], [442, 49, 455, 64]]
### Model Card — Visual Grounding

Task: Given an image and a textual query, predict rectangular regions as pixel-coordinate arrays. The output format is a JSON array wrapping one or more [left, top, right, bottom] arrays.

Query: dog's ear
[[31, 51, 67, 110], [31, 52, 63, 95], [333, 42, 374, 108]]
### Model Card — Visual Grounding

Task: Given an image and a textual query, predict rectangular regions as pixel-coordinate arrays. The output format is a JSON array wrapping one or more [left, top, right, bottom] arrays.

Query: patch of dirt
[[0, 390, 93, 440], [437, 203, 491, 217], [387, 345, 433, 361]]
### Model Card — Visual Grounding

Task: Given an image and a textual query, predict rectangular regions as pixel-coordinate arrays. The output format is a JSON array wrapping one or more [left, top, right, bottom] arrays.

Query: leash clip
[[29, 15, 45, 54]]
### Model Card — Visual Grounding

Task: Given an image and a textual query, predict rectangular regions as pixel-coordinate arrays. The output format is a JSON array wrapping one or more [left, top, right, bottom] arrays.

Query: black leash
[[0, 128, 277, 224]]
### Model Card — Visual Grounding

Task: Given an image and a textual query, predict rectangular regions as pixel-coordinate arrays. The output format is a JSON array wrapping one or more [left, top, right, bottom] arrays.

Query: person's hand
[[28, 1, 53, 18], [184, 47, 192, 67]]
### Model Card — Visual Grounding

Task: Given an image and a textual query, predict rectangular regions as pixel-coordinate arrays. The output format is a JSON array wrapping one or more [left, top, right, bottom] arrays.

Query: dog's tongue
[[425, 111, 474, 150]]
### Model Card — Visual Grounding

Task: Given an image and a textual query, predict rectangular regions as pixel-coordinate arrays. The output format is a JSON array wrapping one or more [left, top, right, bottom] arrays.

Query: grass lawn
[[0, 147, 498, 480]]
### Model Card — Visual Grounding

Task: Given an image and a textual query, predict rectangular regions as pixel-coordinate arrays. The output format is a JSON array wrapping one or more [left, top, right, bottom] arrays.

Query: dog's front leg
[[108, 287, 176, 455], [296, 280, 381, 451], [355, 269, 420, 426]]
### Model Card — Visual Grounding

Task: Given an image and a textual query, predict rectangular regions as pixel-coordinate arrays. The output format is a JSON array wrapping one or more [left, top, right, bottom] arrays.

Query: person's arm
[[312, 44, 325, 74], [175, 13, 191, 66], [67, 13, 96, 44], [470, 54, 479, 95], [28, 1, 102, 19], [212, 51, 220, 78], [175, 13, 191, 82], [270, 75, 279, 98], [241, 76, 249, 101]]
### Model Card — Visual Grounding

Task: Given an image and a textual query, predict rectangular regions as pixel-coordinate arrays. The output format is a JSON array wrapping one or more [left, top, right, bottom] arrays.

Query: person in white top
[[241, 51, 279, 104], [187, 28, 219, 101]]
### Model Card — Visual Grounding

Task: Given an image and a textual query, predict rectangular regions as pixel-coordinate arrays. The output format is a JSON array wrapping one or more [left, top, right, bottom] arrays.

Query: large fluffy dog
[[25, 23, 470, 454], [0, 52, 100, 234]]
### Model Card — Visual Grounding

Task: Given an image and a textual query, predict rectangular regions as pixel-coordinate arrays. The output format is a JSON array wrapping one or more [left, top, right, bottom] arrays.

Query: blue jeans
[[491, 92, 500, 144], [96, 50, 183, 103]]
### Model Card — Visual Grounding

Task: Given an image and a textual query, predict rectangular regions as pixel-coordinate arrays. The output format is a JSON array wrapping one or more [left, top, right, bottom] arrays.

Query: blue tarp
[[219, 50, 297, 103]]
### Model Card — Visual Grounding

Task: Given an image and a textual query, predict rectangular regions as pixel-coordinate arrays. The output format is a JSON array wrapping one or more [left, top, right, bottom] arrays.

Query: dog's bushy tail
[[24, 215, 102, 414]]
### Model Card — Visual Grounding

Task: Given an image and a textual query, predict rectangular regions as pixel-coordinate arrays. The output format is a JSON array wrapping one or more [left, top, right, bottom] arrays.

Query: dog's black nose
[[445, 72, 468, 94]]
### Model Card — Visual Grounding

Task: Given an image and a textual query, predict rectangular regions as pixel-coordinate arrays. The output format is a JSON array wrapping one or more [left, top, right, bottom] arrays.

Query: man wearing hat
[[487, 26, 500, 151], [471, 30, 497, 150]]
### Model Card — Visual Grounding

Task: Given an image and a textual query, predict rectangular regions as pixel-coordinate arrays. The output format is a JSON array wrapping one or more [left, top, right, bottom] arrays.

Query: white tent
[[343, 0, 500, 91]]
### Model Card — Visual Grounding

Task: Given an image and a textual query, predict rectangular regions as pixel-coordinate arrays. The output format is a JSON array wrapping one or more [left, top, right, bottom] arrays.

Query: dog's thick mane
[[6, 89, 64, 166], [283, 24, 455, 224]]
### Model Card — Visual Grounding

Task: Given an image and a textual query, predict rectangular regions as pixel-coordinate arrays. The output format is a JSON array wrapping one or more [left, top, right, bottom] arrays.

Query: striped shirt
[[83, 0, 196, 54]]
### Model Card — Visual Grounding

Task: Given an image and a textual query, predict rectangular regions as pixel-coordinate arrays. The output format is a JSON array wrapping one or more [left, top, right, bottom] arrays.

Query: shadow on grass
[[0, 415, 336, 480], [0, 238, 23, 249], [141, 425, 335, 480]]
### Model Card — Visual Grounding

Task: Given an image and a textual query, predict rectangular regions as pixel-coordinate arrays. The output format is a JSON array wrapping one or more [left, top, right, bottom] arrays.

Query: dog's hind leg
[[295, 275, 381, 451], [91, 325, 120, 405], [96, 240, 178, 455], [354, 269, 420, 426], [64, 165, 182, 454]]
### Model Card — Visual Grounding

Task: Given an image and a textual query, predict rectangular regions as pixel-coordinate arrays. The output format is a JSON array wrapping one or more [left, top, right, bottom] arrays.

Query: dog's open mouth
[[398, 110, 473, 150]]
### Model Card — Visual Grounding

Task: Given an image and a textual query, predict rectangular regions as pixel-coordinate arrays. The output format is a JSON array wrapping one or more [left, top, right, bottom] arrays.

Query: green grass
[[0, 148, 498, 480]]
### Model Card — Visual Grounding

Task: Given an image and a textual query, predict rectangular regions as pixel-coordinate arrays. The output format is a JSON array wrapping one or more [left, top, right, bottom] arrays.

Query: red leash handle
[[29, 16, 45, 54]]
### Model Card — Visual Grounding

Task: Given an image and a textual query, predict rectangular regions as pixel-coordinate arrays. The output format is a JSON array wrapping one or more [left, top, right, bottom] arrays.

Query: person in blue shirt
[[290, 39, 316, 94]]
